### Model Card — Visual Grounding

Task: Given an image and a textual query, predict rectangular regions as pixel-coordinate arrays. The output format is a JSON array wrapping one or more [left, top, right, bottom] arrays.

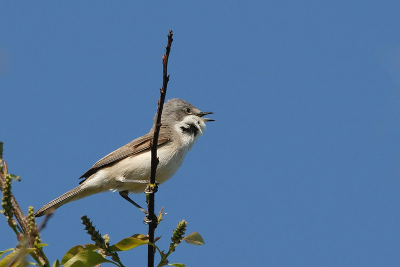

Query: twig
[[147, 30, 173, 267], [0, 168, 29, 235], [0, 146, 48, 266], [36, 212, 53, 233], [0, 167, 29, 234]]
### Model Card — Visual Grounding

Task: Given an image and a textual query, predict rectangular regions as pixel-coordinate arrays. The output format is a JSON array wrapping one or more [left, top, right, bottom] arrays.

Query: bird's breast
[[82, 136, 197, 194]]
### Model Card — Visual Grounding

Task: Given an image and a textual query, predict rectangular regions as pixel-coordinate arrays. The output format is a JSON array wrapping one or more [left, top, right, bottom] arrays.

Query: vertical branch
[[147, 30, 174, 267], [0, 173, 29, 234], [0, 144, 29, 234], [0, 143, 49, 266]]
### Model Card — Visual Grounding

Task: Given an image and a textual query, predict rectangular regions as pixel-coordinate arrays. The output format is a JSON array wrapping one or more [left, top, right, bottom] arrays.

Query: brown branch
[[147, 30, 173, 267], [0, 146, 48, 266], [0, 170, 29, 234]]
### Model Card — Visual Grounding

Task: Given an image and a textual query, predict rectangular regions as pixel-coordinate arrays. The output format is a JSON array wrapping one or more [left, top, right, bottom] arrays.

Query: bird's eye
[[184, 107, 191, 114]]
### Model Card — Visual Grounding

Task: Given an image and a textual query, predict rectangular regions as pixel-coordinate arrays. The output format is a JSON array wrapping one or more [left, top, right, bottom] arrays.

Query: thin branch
[[147, 30, 174, 267], [0, 165, 29, 234], [0, 150, 48, 266]]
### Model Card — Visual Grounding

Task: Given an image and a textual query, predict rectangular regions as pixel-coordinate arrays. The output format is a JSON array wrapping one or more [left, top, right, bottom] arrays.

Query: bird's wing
[[79, 130, 171, 180]]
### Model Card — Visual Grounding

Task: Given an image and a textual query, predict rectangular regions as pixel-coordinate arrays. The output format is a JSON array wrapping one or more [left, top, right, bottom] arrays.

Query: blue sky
[[1, 1, 400, 266]]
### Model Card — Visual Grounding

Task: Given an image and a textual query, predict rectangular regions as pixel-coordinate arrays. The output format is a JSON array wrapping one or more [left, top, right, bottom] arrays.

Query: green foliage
[[109, 237, 148, 251], [61, 245, 100, 265], [0, 141, 3, 160], [183, 232, 205, 245], [50, 228, 203, 267], [53, 259, 60, 267], [62, 249, 117, 267], [0, 247, 35, 267], [1, 173, 13, 221]]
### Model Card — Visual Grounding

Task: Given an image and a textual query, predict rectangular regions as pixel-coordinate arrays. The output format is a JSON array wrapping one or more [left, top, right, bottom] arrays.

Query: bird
[[35, 98, 214, 217]]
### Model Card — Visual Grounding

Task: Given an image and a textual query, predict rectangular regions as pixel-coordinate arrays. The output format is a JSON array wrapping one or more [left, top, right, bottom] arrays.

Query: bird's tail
[[35, 185, 88, 217]]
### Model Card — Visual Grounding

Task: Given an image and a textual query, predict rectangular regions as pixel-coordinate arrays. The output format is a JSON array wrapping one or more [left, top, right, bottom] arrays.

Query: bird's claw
[[144, 183, 159, 194]]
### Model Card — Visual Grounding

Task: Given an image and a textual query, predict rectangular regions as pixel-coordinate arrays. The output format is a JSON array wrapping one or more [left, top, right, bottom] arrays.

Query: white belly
[[82, 140, 194, 194], [81, 118, 203, 194]]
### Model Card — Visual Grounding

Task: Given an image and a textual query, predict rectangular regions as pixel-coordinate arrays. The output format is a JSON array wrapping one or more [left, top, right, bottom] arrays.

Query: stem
[[147, 30, 174, 267]]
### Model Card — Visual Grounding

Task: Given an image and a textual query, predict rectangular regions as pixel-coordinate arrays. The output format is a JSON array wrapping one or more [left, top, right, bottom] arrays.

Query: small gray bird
[[35, 98, 213, 217]]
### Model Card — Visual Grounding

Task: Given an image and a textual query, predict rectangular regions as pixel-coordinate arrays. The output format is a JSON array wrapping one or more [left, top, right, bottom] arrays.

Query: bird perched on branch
[[35, 98, 214, 217]]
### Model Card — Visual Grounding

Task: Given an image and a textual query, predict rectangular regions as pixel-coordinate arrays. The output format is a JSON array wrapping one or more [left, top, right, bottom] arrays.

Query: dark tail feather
[[35, 185, 85, 217]]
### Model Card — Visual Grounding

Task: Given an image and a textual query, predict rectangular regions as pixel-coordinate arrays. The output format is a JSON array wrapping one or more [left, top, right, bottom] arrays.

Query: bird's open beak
[[198, 111, 215, 122]]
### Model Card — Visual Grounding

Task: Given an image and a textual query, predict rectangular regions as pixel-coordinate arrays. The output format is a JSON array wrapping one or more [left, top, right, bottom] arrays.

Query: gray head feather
[[156, 98, 202, 124]]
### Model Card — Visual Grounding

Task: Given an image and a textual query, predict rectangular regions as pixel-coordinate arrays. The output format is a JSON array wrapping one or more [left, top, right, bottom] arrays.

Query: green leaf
[[61, 245, 86, 265], [61, 244, 101, 265], [0, 248, 14, 260], [52, 259, 60, 267], [131, 234, 149, 241], [34, 243, 49, 248], [9, 174, 21, 181], [109, 237, 148, 252], [168, 264, 185, 267], [83, 244, 100, 251], [0, 250, 17, 267], [0, 248, 35, 267], [63, 250, 117, 267], [183, 232, 204, 245]]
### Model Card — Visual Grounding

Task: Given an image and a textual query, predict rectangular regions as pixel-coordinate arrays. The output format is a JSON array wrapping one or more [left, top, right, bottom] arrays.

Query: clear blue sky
[[1, 2, 400, 266]]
